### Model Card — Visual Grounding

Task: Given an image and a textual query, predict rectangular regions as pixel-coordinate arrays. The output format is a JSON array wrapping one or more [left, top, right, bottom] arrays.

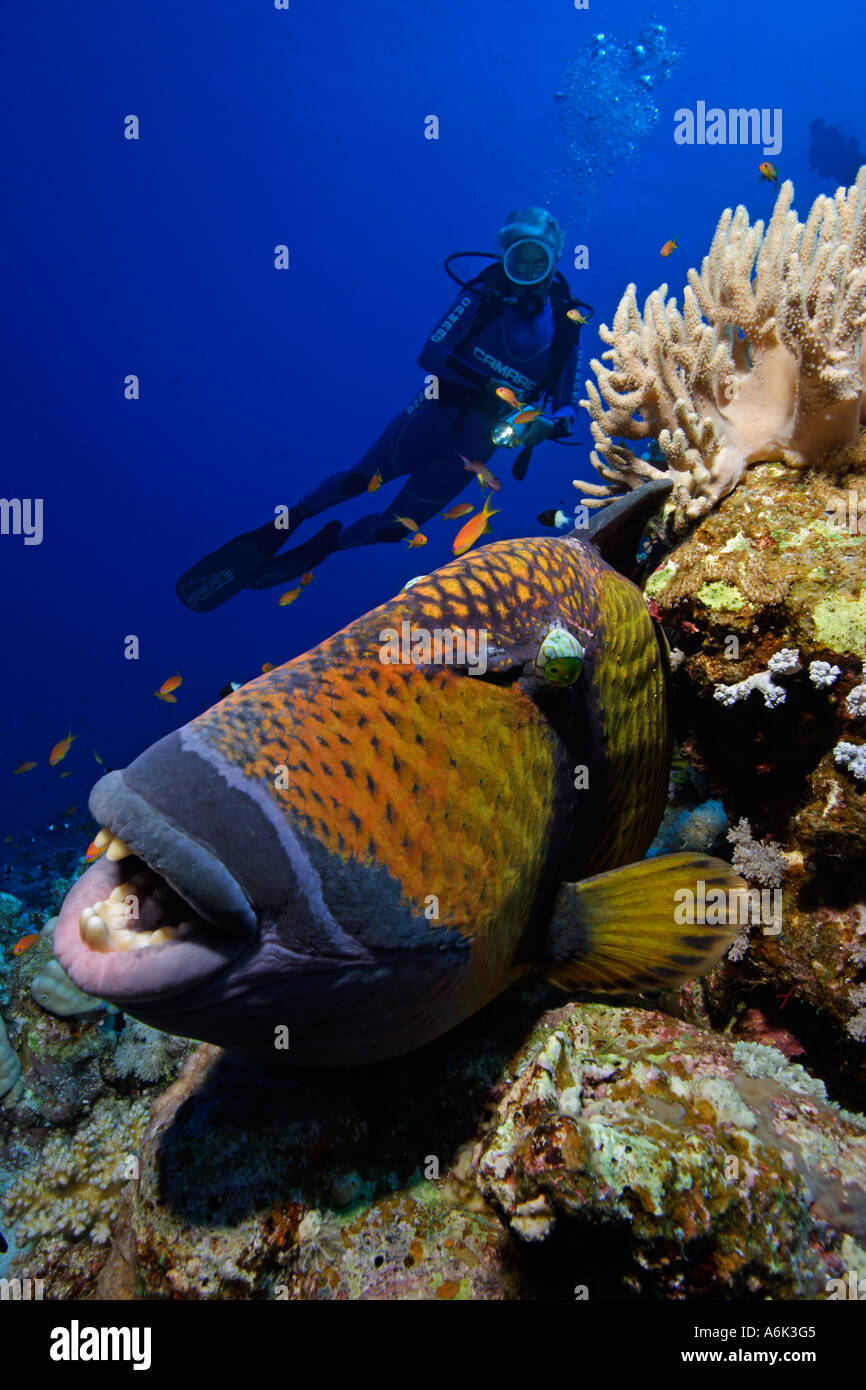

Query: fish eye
[[534, 626, 585, 687]]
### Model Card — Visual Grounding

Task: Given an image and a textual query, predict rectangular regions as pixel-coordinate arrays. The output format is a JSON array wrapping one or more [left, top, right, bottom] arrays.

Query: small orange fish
[[393, 515, 419, 533], [261, 662, 275, 673], [156, 675, 182, 696], [13, 761, 37, 775], [660, 238, 678, 258], [13, 934, 40, 956], [93, 749, 104, 764], [300, 571, 314, 587], [64, 805, 78, 816], [49, 732, 76, 766], [460, 456, 501, 492], [59, 769, 72, 779], [154, 691, 178, 703], [759, 161, 778, 183], [567, 308, 589, 325], [367, 470, 383, 492], [279, 588, 301, 606], [406, 532, 428, 549], [85, 830, 111, 863], [440, 503, 474, 521], [512, 408, 541, 426], [452, 492, 501, 557], [495, 387, 523, 409]]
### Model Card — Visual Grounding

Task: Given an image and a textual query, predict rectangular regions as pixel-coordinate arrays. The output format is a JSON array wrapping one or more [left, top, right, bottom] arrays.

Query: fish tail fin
[[543, 853, 746, 993]]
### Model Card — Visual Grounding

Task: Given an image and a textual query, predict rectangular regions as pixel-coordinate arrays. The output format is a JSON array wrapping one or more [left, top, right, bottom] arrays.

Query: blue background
[[1, 0, 861, 844]]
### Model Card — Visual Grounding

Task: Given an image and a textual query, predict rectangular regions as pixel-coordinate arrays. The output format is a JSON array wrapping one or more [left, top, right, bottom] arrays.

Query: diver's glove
[[550, 405, 576, 439], [517, 415, 556, 447]]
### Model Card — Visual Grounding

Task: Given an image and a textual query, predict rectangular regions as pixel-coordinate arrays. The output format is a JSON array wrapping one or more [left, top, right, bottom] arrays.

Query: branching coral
[[580, 170, 866, 528], [714, 648, 801, 708]]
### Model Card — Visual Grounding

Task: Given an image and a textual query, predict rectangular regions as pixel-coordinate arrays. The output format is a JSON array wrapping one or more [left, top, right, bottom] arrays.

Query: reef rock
[[80, 997, 866, 1300], [646, 452, 866, 1059], [476, 1003, 866, 1298]]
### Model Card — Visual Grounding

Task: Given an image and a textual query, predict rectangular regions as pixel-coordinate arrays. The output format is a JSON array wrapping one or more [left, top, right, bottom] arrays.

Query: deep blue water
[[1, 0, 861, 848]]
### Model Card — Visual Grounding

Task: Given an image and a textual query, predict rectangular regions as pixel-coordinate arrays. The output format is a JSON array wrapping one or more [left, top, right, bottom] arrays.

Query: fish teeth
[[78, 900, 181, 952], [105, 837, 132, 862], [79, 908, 110, 951], [149, 927, 178, 946]]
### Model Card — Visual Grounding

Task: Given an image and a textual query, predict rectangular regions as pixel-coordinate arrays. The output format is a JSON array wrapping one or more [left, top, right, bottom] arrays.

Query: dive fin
[[245, 520, 343, 588], [580, 478, 673, 578], [543, 853, 746, 992], [512, 445, 534, 481], [176, 518, 294, 613]]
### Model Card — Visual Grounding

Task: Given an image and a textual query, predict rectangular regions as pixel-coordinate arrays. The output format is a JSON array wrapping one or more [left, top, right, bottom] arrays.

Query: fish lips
[[54, 770, 255, 1005]]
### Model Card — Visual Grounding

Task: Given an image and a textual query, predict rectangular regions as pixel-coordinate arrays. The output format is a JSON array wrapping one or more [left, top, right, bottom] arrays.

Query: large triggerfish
[[54, 487, 744, 1064]]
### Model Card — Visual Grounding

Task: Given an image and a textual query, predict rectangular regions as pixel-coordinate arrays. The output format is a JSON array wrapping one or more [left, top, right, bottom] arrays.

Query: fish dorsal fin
[[578, 479, 673, 577]]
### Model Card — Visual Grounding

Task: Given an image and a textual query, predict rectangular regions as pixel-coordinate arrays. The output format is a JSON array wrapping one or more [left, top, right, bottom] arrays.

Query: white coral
[[835, 741, 866, 779], [580, 170, 866, 529], [810, 660, 841, 688], [714, 649, 801, 707]]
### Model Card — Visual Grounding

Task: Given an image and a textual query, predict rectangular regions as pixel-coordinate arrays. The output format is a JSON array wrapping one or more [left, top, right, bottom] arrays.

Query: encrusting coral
[[580, 170, 866, 527]]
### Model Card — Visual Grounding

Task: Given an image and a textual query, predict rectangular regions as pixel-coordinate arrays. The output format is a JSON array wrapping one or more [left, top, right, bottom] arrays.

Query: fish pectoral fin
[[543, 853, 746, 993]]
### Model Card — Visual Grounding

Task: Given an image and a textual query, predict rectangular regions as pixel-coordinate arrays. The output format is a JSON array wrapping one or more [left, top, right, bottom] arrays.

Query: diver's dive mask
[[501, 238, 555, 286]]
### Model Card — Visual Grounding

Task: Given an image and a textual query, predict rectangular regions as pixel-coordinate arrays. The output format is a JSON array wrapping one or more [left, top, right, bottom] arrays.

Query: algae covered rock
[[645, 451, 866, 1053], [476, 1003, 866, 1298]]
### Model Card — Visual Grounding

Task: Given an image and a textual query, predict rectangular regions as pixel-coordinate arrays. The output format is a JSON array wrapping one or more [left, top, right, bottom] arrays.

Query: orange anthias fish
[[261, 662, 275, 673], [512, 409, 541, 426], [759, 161, 778, 183], [13, 934, 40, 956], [393, 515, 419, 533], [441, 503, 474, 522], [460, 456, 501, 492], [156, 675, 183, 697], [567, 308, 589, 325], [406, 533, 427, 549], [54, 484, 743, 1067], [660, 238, 678, 258], [49, 732, 76, 766], [279, 588, 301, 607], [494, 386, 523, 410], [452, 492, 501, 556], [13, 761, 37, 775], [367, 470, 383, 492], [300, 571, 314, 587]]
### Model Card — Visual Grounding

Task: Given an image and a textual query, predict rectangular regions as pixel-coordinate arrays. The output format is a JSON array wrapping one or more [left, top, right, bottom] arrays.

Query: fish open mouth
[[54, 796, 256, 1005]]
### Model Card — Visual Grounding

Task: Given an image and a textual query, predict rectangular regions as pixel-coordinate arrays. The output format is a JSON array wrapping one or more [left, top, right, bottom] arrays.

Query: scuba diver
[[176, 206, 591, 612]]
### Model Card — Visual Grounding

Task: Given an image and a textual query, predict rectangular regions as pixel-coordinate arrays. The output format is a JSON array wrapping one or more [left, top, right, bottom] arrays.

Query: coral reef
[[0, 1012, 21, 1103], [2, 1096, 150, 1248], [44, 997, 866, 1302], [580, 171, 866, 527], [477, 1005, 866, 1297], [646, 452, 866, 1059]]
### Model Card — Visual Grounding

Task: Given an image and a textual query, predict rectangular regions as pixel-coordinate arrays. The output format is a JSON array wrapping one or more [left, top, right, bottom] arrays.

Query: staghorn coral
[[580, 170, 866, 527]]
